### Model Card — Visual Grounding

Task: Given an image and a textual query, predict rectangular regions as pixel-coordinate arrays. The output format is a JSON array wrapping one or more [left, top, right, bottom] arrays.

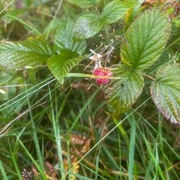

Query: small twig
[[142, 73, 156, 81], [0, 102, 46, 137]]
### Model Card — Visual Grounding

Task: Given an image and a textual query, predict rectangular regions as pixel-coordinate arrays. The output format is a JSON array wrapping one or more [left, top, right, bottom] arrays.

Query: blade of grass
[[10, 127, 27, 180], [5, 15, 41, 35], [142, 134, 166, 180], [25, 83, 44, 173], [47, 85, 72, 179], [0, 103, 45, 138], [0, 76, 56, 111], [9, 143, 22, 180], [94, 147, 101, 180], [0, 160, 8, 180], [113, 118, 129, 143], [128, 115, 136, 180], [69, 88, 100, 132], [135, 111, 180, 159], [65, 97, 151, 178], [102, 146, 120, 170], [80, 163, 109, 180], [157, 113, 179, 180], [0, 0, 15, 14], [45, 0, 63, 38], [118, 132, 123, 180], [17, 137, 47, 179]]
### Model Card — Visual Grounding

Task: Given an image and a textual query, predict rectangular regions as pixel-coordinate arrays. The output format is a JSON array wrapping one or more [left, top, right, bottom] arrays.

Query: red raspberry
[[93, 67, 112, 85]]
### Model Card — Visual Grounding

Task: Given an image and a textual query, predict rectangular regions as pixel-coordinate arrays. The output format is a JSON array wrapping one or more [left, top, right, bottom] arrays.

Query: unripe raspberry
[[93, 67, 112, 85]]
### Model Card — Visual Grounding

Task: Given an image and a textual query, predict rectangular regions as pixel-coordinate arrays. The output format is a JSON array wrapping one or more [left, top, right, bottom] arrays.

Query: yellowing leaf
[[150, 63, 180, 125], [106, 65, 144, 117]]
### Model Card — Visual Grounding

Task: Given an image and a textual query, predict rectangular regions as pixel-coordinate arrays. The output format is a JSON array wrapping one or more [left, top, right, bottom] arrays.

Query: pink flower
[[93, 68, 112, 85]]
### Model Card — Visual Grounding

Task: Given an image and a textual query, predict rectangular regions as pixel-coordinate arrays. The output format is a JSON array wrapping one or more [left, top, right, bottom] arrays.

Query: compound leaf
[[0, 39, 52, 69], [106, 65, 144, 117], [121, 9, 171, 70], [150, 63, 180, 125]]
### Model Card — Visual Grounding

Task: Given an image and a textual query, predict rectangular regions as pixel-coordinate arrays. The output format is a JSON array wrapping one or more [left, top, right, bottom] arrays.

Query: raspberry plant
[[0, 0, 179, 125]]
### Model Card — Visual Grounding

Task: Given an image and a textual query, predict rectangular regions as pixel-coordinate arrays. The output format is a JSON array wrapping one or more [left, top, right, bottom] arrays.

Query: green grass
[[0, 0, 180, 179]]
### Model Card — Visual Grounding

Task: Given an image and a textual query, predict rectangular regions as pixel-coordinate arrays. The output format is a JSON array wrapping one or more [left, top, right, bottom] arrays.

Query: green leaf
[[150, 63, 180, 125], [0, 39, 52, 69], [74, 14, 103, 38], [24, 0, 33, 7], [67, 0, 99, 8], [101, 0, 137, 24], [121, 9, 171, 70], [47, 50, 82, 82], [54, 21, 86, 55], [106, 65, 144, 117]]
